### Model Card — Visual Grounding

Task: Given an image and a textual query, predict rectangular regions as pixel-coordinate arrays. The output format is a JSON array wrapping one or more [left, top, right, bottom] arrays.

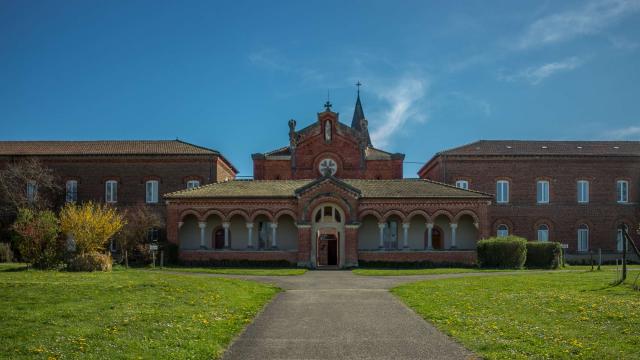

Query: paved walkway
[[213, 271, 482, 360]]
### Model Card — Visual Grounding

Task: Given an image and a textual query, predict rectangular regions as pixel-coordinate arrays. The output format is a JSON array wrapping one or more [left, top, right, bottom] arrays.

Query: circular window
[[318, 158, 337, 176]]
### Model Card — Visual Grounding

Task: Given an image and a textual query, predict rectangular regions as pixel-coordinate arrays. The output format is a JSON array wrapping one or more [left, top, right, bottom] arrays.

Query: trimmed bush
[[358, 260, 476, 269], [67, 252, 112, 272], [477, 236, 527, 269], [525, 241, 562, 269], [0, 242, 13, 262]]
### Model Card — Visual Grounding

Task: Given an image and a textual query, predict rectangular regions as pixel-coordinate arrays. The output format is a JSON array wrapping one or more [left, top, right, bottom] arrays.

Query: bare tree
[[0, 159, 62, 242], [116, 205, 164, 267]]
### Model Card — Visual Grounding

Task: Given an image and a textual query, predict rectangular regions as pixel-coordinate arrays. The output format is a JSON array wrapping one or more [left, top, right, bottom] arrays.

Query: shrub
[[59, 202, 125, 255], [477, 236, 527, 269], [525, 241, 562, 269], [115, 205, 163, 267], [358, 260, 475, 269], [0, 242, 14, 262], [11, 208, 63, 269], [67, 252, 112, 272]]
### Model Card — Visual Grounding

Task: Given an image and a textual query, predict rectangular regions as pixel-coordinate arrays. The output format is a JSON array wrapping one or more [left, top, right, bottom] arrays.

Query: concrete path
[[217, 271, 480, 360]]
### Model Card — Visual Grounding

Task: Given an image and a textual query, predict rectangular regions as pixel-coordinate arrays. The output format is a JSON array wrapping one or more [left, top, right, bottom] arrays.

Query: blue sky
[[1, 0, 639, 177]]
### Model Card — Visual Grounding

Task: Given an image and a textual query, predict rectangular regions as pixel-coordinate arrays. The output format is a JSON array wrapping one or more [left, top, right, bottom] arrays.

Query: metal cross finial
[[356, 81, 362, 95], [324, 100, 332, 111]]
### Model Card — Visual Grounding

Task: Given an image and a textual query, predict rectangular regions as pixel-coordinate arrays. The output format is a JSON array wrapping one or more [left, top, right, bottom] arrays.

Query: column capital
[[198, 221, 207, 229], [245, 222, 254, 229], [473, 222, 479, 229], [378, 222, 386, 229], [426, 222, 434, 229], [270, 222, 278, 229], [402, 223, 410, 229], [178, 221, 184, 229], [222, 222, 230, 228], [450, 223, 458, 229]]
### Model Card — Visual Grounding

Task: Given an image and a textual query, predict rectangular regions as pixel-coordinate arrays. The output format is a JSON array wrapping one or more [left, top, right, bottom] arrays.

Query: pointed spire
[[351, 81, 372, 146]]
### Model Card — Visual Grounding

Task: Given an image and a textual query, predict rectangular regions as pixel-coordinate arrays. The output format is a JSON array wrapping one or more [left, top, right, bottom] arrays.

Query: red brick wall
[[179, 250, 298, 264], [420, 155, 640, 252], [358, 250, 477, 265], [254, 112, 403, 180]]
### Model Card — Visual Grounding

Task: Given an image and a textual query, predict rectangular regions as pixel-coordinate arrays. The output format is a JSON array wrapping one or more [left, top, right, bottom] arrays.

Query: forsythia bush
[[60, 202, 125, 271], [60, 202, 125, 254], [11, 208, 63, 269], [477, 236, 527, 269]]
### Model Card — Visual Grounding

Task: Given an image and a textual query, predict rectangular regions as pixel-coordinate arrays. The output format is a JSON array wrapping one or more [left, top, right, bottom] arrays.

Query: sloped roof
[[0, 140, 220, 156], [437, 140, 640, 157], [164, 178, 491, 199]]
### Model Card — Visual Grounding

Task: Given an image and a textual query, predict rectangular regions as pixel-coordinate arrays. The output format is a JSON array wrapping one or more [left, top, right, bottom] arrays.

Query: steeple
[[351, 81, 372, 146]]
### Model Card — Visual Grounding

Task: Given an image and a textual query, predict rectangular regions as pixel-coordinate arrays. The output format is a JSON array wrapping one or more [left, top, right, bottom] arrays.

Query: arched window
[[617, 224, 628, 252], [537, 224, 549, 242], [314, 205, 343, 224], [577, 224, 589, 252], [497, 224, 509, 237]]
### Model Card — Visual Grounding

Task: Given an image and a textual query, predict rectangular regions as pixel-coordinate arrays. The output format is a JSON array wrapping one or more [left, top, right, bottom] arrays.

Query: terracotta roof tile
[[164, 178, 491, 199], [0, 140, 220, 156], [438, 140, 640, 156]]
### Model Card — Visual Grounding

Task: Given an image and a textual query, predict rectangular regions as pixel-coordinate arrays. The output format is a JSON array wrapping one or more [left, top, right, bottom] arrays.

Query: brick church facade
[[165, 96, 491, 268]]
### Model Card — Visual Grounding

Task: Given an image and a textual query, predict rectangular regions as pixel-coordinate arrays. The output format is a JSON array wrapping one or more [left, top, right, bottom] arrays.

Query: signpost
[[560, 244, 569, 267], [150, 243, 158, 268]]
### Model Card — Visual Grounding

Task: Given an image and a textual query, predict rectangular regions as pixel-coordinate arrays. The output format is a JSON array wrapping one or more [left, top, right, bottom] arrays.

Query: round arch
[[453, 210, 479, 224], [250, 209, 275, 222], [275, 209, 298, 222], [358, 209, 382, 222], [179, 209, 202, 222], [225, 209, 250, 222], [431, 209, 454, 222], [303, 194, 353, 223], [202, 209, 225, 221], [406, 209, 431, 223], [382, 209, 406, 223]]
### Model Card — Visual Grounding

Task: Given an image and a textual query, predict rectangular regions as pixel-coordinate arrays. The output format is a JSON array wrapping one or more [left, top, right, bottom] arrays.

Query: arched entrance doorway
[[213, 227, 225, 249], [311, 204, 345, 268]]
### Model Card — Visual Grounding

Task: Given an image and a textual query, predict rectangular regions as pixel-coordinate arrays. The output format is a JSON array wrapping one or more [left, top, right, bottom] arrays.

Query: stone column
[[450, 223, 458, 249], [222, 222, 230, 248], [246, 222, 254, 248], [402, 223, 410, 249], [198, 221, 207, 249], [270, 222, 278, 248], [378, 222, 386, 249], [426, 222, 434, 250]]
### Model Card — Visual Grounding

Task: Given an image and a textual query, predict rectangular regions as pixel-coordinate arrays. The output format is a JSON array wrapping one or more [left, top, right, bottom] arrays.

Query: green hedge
[[477, 236, 527, 269], [525, 241, 562, 269], [358, 260, 475, 269]]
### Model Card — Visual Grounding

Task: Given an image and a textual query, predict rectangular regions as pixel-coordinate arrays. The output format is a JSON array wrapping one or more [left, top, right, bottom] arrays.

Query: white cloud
[[604, 126, 640, 139], [609, 36, 640, 50], [501, 57, 584, 85], [369, 77, 427, 148], [516, 0, 640, 50]]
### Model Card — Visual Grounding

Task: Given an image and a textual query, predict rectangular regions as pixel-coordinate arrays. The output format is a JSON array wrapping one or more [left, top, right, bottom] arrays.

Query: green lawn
[[352, 268, 501, 276], [0, 266, 279, 359], [393, 271, 640, 359], [159, 266, 307, 276]]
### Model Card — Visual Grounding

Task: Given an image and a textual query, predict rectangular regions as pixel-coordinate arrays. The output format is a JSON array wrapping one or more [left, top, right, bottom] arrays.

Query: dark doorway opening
[[317, 233, 339, 266], [425, 227, 443, 249], [213, 227, 225, 249], [327, 237, 338, 265]]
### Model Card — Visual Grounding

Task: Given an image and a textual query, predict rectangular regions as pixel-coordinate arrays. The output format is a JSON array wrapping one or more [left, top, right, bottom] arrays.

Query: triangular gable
[[294, 175, 362, 198]]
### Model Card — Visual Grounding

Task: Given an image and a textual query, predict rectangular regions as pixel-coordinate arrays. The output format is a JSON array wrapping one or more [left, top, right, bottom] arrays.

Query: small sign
[[560, 243, 569, 249], [150, 244, 159, 251]]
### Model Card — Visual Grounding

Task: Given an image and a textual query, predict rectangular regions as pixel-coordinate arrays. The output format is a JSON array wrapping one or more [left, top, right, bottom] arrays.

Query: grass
[[0, 265, 279, 359], [352, 267, 505, 276], [159, 266, 307, 276], [393, 271, 640, 359]]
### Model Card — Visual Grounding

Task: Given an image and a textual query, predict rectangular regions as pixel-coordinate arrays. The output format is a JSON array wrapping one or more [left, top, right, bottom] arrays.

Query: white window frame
[[616, 180, 629, 203], [455, 180, 469, 190], [497, 224, 509, 237], [186, 180, 200, 189], [496, 180, 509, 204], [537, 224, 549, 242], [617, 225, 628, 252], [105, 180, 118, 203], [146, 180, 159, 204], [65, 180, 78, 203], [536, 180, 549, 204], [577, 180, 589, 204], [26, 180, 38, 203], [577, 225, 589, 252]]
